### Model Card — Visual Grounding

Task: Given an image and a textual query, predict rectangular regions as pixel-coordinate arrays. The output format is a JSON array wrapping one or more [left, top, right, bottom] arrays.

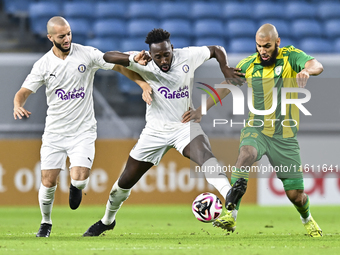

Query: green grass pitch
[[0, 204, 339, 255]]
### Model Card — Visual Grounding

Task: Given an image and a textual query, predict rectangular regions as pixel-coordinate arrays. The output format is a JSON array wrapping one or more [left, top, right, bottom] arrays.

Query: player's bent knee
[[71, 177, 89, 190]]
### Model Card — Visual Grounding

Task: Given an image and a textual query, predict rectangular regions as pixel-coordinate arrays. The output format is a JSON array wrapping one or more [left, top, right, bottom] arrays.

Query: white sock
[[38, 184, 57, 224], [203, 158, 231, 198], [101, 181, 131, 225], [301, 215, 312, 224], [231, 209, 238, 221], [71, 177, 89, 190]]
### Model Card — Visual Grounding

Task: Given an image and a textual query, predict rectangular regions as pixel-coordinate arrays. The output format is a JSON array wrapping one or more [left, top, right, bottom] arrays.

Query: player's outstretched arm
[[104, 50, 151, 67], [13, 87, 33, 119], [296, 59, 323, 88], [207, 45, 245, 85], [113, 65, 152, 105]]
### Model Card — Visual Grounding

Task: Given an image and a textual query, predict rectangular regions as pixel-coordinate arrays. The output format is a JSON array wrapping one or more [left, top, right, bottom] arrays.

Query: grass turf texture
[[0, 205, 339, 255]]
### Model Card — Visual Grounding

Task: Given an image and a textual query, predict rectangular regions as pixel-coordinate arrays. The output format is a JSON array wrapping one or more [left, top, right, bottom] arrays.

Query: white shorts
[[40, 131, 97, 171], [130, 122, 206, 165]]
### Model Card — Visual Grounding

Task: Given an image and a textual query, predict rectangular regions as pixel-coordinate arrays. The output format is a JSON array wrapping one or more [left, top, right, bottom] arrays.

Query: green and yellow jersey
[[236, 45, 314, 138]]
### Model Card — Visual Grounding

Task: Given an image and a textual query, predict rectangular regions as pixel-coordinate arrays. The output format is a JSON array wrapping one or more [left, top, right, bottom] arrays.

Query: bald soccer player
[[187, 23, 324, 237], [13, 16, 149, 237]]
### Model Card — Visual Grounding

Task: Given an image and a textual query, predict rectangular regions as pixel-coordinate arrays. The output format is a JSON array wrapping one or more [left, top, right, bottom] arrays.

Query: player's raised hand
[[182, 107, 202, 123], [134, 50, 152, 66], [296, 69, 310, 88], [222, 67, 245, 86], [141, 83, 153, 105], [13, 106, 31, 120]]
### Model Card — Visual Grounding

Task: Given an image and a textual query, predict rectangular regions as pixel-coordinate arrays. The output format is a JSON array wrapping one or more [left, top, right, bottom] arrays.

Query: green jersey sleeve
[[236, 53, 257, 73], [286, 46, 314, 73]]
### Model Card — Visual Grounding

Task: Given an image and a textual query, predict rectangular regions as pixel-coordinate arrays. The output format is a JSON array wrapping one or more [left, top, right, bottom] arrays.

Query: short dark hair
[[145, 28, 171, 46]]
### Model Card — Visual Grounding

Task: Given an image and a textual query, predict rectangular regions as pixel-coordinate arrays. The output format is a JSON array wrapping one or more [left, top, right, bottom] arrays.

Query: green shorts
[[239, 127, 303, 180]]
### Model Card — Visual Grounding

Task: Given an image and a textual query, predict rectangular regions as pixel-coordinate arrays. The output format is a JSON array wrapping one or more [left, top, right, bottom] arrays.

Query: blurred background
[[0, 0, 339, 207]]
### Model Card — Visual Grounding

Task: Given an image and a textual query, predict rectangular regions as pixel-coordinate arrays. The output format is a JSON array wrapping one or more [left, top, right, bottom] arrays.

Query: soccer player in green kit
[[185, 23, 324, 237]]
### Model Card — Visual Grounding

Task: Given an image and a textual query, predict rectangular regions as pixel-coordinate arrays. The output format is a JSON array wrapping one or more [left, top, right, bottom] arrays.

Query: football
[[192, 192, 223, 223]]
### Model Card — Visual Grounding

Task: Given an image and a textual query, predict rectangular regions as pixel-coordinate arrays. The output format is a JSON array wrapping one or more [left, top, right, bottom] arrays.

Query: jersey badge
[[78, 64, 86, 73], [182, 64, 189, 73], [275, 66, 282, 76]]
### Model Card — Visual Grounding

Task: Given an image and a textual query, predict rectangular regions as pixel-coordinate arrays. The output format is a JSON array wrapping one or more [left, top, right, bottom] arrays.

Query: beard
[[257, 44, 278, 67], [53, 40, 71, 53]]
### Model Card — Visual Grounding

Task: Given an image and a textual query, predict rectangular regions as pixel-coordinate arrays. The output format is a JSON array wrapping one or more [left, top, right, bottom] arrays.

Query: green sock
[[294, 195, 310, 219], [230, 167, 249, 210]]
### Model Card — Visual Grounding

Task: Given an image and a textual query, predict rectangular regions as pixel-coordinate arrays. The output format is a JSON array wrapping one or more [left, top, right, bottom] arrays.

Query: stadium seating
[[194, 19, 224, 38], [95, 2, 127, 20], [258, 19, 290, 38], [223, 3, 253, 20], [160, 2, 190, 19], [3, 0, 33, 16], [226, 19, 257, 38], [279, 38, 297, 48], [170, 37, 191, 48], [291, 20, 322, 39], [85, 38, 119, 53], [191, 2, 223, 20], [63, 2, 94, 20], [160, 19, 192, 38], [285, 2, 317, 20], [194, 37, 225, 47], [324, 19, 340, 39], [334, 38, 340, 53], [120, 38, 148, 52], [67, 18, 91, 45], [253, 2, 286, 20], [299, 38, 333, 53], [92, 19, 126, 39], [229, 38, 255, 53], [317, 2, 340, 20], [128, 2, 159, 19], [127, 19, 159, 38]]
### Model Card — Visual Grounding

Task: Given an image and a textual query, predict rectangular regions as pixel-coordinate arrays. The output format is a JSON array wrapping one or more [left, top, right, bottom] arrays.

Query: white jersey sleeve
[[88, 47, 115, 70], [186, 46, 211, 70], [22, 59, 46, 93]]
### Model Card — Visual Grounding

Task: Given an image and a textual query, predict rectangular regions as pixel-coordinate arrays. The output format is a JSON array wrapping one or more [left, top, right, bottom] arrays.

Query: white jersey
[[22, 43, 115, 136], [127, 46, 211, 132]]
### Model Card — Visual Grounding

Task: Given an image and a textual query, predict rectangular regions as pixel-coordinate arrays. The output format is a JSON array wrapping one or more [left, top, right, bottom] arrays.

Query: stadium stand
[[299, 38, 333, 53], [95, 2, 127, 20], [229, 38, 255, 53], [191, 2, 223, 20], [160, 2, 190, 19]]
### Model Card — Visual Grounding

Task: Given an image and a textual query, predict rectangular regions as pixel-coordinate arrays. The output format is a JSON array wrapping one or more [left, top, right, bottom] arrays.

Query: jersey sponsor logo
[[55, 87, 85, 100], [158, 85, 189, 99], [275, 66, 282, 76], [182, 64, 189, 73], [78, 64, 86, 73]]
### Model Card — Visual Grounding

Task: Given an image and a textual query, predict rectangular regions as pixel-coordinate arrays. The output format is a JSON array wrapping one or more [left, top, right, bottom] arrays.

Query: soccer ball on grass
[[192, 192, 223, 223]]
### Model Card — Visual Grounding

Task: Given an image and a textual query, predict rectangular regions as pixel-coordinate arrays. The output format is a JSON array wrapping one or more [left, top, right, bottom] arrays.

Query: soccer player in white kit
[[83, 28, 245, 236], [13, 16, 149, 237]]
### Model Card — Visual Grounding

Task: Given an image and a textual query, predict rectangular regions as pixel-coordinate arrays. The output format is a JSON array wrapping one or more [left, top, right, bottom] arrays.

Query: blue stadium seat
[[226, 19, 257, 38], [86, 38, 119, 53], [229, 38, 255, 53], [95, 2, 127, 20], [170, 37, 191, 49], [118, 73, 143, 95], [194, 37, 226, 47], [291, 20, 322, 39], [258, 19, 290, 38], [128, 2, 159, 19], [317, 2, 340, 20], [194, 19, 224, 38], [325, 19, 340, 39], [92, 19, 126, 39], [63, 2, 94, 20], [253, 2, 285, 20], [160, 2, 190, 19], [67, 19, 92, 45], [223, 3, 253, 20], [28, 2, 61, 36], [334, 38, 340, 53], [120, 38, 148, 52], [191, 2, 223, 19], [286, 2, 317, 20], [279, 38, 297, 48], [160, 19, 192, 38], [299, 38, 333, 53], [3, 0, 32, 16], [127, 19, 159, 38]]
